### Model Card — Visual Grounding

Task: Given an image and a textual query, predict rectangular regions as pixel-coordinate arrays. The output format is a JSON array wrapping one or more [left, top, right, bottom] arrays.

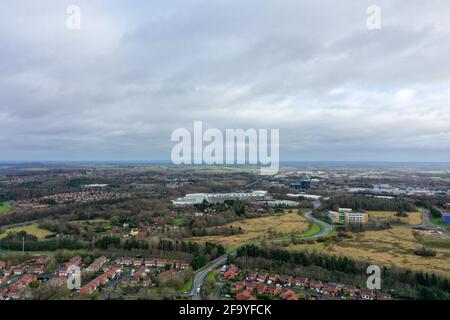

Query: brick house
[[86, 256, 107, 272]]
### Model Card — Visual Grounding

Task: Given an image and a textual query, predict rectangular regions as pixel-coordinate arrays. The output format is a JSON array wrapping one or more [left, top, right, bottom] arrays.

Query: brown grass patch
[[324, 227, 450, 276], [367, 210, 423, 225], [187, 211, 309, 248], [407, 211, 423, 225]]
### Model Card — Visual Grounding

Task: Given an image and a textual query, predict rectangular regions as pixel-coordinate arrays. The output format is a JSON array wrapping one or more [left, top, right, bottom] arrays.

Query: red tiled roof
[[236, 290, 256, 300]]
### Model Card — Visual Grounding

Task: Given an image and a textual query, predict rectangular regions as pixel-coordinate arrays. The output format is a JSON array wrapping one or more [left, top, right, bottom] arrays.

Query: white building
[[286, 193, 322, 200], [172, 191, 268, 206], [172, 193, 208, 206], [265, 200, 299, 208]]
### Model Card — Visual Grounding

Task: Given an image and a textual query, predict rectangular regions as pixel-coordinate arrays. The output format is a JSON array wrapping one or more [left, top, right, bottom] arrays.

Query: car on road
[[196, 286, 201, 294]]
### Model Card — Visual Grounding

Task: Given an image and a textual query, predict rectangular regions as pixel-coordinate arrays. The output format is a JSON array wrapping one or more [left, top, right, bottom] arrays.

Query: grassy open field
[[416, 233, 450, 249], [323, 227, 450, 276], [407, 211, 423, 225], [367, 210, 423, 225], [0, 202, 12, 214], [285, 242, 327, 252], [0, 224, 55, 240], [367, 211, 397, 219], [187, 211, 309, 248]]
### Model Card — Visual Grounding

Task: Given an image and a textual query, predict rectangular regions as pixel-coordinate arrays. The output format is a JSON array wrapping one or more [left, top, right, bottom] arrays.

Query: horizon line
[[1, 160, 450, 164]]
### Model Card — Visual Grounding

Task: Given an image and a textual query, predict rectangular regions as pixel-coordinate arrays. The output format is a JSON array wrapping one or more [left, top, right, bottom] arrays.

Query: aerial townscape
[[1, 0, 450, 312], [0, 162, 449, 300]]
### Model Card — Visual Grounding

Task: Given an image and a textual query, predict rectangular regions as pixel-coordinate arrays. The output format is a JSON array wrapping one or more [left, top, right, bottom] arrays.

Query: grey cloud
[[0, 0, 449, 161]]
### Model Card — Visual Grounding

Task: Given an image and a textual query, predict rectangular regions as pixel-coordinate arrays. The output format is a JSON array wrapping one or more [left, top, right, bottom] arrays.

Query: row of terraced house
[[115, 257, 190, 269], [0, 256, 48, 299], [223, 266, 391, 300], [80, 266, 123, 295]]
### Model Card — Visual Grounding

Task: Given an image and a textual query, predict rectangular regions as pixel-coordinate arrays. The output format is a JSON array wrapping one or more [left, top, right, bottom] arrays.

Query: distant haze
[[1, 0, 449, 162]]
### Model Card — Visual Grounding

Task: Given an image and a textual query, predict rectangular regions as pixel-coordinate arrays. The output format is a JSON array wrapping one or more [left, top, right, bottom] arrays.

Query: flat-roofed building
[[172, 193, 208, 206], [265, 200, 299, 208], [345, 212, 368, 224], [291, 180, 311, 191], [328, 209, 368, 224], [172, 191, 269, 206]]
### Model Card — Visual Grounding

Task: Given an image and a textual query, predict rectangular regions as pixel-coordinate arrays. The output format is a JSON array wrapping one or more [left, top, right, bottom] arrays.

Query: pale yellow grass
[[187, 211, 309, 248], [367, 211, 397, 219], [407, 211, 423, 225], [324, 227, 450, 276], [0, 224, 54, 240], [367, 210, 423, 225]]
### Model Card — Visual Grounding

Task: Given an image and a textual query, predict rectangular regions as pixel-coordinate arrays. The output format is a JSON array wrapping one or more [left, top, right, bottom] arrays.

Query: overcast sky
[[1, 0, 449, 162]]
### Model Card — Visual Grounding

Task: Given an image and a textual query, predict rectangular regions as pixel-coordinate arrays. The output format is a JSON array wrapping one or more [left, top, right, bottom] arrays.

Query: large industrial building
[[287, 193, 322, 200], [264, 200, 299, 208], [171, 193, 208, 206], [172, 191, 269, 206]]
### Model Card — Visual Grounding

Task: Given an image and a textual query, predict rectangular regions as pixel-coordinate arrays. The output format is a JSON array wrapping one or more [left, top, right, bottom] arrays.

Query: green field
[[294, 223, 321, 238], [173, 216, 185, 225], [285, 242, 327, 252], [0, 202, 12, 214], [432, 217, 450, 228]]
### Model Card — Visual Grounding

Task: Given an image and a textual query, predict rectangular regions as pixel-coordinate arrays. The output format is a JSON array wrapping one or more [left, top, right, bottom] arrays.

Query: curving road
[[267, 210, 333, 244], [420, 209, 431, 228], [191, 253, 229, 300], [191, 205, 333, 300], [302, 210, 333, 239]]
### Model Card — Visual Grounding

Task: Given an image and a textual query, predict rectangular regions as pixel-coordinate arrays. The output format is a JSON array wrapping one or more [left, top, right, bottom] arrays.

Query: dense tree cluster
[[0, 231, 84, 251], [323, 195, 417, 212]]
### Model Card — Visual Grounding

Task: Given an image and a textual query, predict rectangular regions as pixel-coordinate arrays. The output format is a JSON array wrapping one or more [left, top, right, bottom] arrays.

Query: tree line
[[323, 195, 418, 212]]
